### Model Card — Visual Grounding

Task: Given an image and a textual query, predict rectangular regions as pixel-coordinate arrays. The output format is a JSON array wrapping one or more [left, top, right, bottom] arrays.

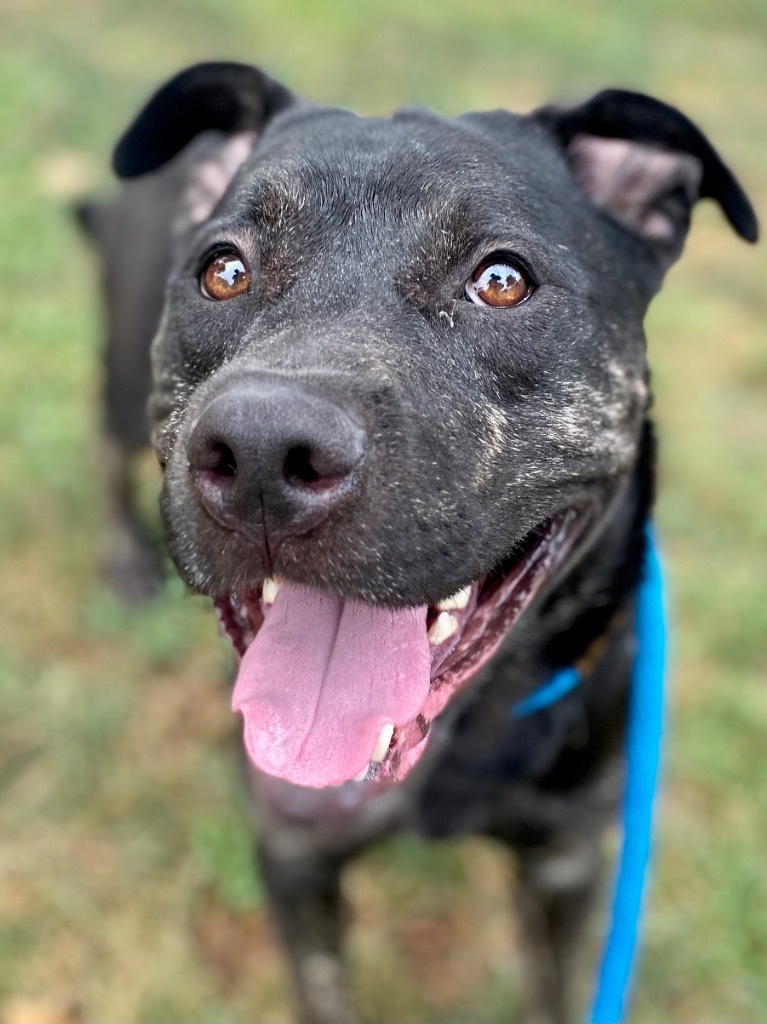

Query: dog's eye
[[200, 249, 251, 300], [465, 256, 532, 308]]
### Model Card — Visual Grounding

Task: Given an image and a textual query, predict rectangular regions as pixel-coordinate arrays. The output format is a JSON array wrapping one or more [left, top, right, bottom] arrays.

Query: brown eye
[[200, 250, 251, 300], [465, 256, 532, 308]]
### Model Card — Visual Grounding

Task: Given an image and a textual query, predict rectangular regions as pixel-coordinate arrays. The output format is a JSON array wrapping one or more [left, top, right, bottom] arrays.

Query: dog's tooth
[[262, 577, 281, 605], [428, 611, 459, 646], [353, 764, 370, 782], [371, 723, 394, 763], [436, 585, 472, 611]]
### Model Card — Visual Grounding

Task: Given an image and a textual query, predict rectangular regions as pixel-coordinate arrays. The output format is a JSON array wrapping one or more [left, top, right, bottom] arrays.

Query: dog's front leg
[[511, 830, 605, 1024], [257, 841, 357, 1024], [101, 432, 163, 601]]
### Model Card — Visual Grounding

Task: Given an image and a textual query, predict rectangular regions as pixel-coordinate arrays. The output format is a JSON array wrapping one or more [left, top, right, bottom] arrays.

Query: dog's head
[[113, 63, 756, 791]]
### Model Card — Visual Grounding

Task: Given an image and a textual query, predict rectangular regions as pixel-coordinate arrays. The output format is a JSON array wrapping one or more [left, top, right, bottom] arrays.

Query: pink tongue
[[232, 582, 431, 788]]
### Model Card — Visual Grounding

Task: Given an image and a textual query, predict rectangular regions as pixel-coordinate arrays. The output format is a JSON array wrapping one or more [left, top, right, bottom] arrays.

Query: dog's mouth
[[214, 508, 590, 791]]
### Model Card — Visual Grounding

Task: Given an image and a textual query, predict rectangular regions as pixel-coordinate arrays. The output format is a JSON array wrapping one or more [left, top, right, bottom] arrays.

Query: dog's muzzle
[[187, 377, 366, 543]]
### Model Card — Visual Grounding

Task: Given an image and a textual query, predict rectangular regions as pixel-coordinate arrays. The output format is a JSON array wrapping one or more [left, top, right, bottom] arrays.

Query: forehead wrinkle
[[234, 161, 472, 283], [231, 143, 578, 296], [242, 171, 310, 225], [247, 111, 573, 252], [243, 141, 503, 223]]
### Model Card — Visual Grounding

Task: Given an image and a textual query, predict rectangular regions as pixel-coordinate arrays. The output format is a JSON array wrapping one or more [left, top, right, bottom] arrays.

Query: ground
[[0, 1, 765, 1021]]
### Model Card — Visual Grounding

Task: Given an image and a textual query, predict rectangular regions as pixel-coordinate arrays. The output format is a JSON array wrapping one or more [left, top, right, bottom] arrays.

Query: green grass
[[0, 2, 765, 1021]]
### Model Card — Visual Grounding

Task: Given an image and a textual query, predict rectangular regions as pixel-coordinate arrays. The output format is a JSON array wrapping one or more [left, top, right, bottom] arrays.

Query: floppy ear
[[535, 89, 758, 270], [112, 61, 295, 179]]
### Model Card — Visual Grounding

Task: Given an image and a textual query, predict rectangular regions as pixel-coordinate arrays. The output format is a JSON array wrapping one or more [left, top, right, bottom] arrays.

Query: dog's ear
[[535, 89, 758, 269], [112, 61, 295, 179]]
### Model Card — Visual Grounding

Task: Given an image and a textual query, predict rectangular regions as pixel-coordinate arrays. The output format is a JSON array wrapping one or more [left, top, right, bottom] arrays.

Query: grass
[[0, 1, 765, 1021]]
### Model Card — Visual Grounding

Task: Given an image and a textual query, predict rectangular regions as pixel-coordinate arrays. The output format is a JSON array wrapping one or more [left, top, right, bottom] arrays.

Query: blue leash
[[512, 525, 667, 1023]]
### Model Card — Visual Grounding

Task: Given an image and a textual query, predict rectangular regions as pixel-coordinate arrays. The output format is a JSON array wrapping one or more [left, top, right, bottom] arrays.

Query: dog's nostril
[[210, 442, 238, 478], [191, 440, 238, 478], [283, 445, 351, 492], [283, 445, 323, 488]]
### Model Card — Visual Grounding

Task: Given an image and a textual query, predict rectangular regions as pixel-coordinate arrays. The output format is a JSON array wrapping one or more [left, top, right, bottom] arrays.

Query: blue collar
[[510, 524, 667, 1023], [511, 662, 582, 719]]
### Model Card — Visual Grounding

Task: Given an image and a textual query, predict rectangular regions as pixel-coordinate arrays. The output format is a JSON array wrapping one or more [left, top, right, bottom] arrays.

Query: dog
[[90, 62, 757, 1023], [75, 187, 168, 600]]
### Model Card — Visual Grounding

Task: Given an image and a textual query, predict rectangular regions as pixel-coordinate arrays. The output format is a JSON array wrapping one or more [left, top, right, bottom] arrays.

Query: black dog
[[95, 63, 756, 1023]]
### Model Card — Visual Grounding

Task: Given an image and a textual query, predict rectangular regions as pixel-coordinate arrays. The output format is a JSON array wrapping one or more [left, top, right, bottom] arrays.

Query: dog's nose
[[187, 380, 366, 540]]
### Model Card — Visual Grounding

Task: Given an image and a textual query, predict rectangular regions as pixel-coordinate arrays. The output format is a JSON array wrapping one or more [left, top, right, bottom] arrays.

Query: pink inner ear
[[568, 134, 703, 243], [180, 131, 257, 227]]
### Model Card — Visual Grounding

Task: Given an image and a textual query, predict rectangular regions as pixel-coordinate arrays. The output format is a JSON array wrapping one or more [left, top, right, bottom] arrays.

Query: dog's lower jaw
[[215, 506, 593, 800]]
